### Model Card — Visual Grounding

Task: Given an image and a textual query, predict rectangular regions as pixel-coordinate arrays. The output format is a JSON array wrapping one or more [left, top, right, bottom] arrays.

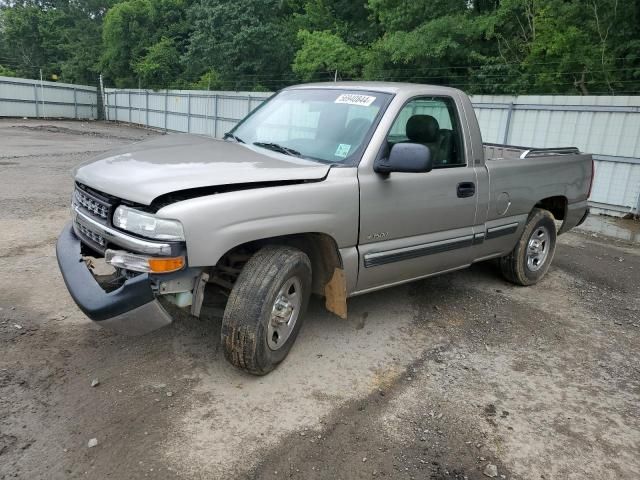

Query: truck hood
[[74, 134, 331, 205]]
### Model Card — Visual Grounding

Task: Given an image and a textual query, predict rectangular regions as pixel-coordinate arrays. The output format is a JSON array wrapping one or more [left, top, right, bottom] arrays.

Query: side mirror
[[374, 143, 433, 174]]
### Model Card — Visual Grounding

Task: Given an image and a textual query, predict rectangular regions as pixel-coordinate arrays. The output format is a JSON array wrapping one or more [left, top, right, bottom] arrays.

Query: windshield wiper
[[253, 142, 301, 156], [253, 142, 302, 157], [223, 132, 245, 143]]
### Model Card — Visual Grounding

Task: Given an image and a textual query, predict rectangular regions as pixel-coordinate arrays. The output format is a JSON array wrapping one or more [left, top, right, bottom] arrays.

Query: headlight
[[113, 205, 185, 241]]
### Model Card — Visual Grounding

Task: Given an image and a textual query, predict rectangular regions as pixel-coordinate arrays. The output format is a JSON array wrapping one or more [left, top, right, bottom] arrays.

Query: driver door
[[355, 96, 479, 293]]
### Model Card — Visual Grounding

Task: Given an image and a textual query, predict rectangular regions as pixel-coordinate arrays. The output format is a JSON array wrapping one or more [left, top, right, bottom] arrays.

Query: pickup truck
[[56, 82, 593, 375]]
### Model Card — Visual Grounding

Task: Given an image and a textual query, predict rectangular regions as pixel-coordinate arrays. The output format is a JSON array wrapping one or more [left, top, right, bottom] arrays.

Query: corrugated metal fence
[[1, 75, 638, 215], [0, 75, 97, 119], [104, 88, 271, 137]]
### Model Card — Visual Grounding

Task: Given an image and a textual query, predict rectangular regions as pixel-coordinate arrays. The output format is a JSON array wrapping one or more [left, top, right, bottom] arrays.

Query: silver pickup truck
[[57, 82, 593, 374]]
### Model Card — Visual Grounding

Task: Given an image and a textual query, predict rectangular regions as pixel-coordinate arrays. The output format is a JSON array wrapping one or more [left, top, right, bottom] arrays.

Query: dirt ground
[[1, 119, 639, 480]]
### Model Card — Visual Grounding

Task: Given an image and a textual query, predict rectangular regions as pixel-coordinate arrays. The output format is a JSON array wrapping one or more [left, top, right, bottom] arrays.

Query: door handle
[[457, 182, 476, 198]]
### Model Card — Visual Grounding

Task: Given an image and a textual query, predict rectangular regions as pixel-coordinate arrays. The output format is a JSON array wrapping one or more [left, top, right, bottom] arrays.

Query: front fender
[[156, 168, 359, 267]]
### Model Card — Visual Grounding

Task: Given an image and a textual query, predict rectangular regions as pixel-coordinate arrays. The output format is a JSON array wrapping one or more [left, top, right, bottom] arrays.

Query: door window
[[387, 97, 464, 167]]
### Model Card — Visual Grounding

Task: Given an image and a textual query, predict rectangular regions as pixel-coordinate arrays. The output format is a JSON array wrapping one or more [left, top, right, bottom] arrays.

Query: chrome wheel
[[527, 226, 550, 271], [267, 276, 302, 350]]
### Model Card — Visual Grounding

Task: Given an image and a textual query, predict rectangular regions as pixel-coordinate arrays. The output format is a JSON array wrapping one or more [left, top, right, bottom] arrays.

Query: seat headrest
[[406, 115, 439, 143]]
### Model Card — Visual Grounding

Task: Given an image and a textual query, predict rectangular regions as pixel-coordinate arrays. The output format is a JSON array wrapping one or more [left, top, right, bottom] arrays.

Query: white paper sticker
[[335, 143, 351, 158], [335, 94, 376, 107]]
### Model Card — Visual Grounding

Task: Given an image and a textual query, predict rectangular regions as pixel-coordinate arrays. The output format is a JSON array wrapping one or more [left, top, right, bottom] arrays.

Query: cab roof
[[285, 81, 463, 96]]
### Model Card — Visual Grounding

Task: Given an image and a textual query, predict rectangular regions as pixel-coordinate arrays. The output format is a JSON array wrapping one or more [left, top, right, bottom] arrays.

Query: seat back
[[436, 129, 453, 166], [405, 114, 440, 163]]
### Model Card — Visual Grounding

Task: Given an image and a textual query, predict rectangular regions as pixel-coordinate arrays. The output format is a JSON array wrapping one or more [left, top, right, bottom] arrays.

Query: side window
[[387, 97, 464, 167]]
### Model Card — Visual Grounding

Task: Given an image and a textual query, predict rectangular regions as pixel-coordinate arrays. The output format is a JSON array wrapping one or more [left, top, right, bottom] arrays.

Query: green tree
[[0, 0, 638, 94], [0, 65, 16, 77], [0, 4, 64, 79], [100, 0, 152, 87], [190, 69, 224, 90], [0, 0, 109, 84], [186, 0, 297, 90], [364, 3, 493, 89], [368, 0, 467, 32], [292, 30, 364, 81], [101, 0, 189, 88], [291, 0, 379, 46], [134, 37, 181, 89], [485, 0, 640, 94], [57, 0, 111, 84]]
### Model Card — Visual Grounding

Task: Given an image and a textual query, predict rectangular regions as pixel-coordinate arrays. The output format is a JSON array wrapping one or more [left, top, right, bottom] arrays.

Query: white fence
[[1, 76, 637, 215], [104, 89, 271, 138], [0, 76, 97, 119]]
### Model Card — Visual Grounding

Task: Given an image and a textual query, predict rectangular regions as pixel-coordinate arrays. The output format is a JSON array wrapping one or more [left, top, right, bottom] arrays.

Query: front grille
[[73, 185, 113, 220], [72, 184, 117, 252], [76, 221, 107, 248]]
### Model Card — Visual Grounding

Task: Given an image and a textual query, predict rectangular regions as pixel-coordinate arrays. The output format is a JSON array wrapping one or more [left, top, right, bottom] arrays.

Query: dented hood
[[73, 134, 331, 205]]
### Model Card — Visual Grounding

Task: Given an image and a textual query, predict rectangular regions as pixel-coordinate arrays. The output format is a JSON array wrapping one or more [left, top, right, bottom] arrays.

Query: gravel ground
[[0, 119, 639, 480]]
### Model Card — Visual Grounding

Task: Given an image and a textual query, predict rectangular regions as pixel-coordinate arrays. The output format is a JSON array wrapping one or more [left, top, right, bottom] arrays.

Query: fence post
[[73, 88, 78, 119], [247, 94, 251, 115], [128, 91, 132, 123], [145, 90, 149, 126], [33, 84, 39, 118], [164, 91, 168, 132], [213, 94, 218, 138], [99, 74, 105, 121], [187, 93, 191, 133], [39, 69, 46, 118], [503, 102, 515, 144]]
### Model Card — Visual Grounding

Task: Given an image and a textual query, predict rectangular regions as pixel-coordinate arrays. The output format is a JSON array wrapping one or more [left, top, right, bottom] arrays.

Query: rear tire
[[221, 245, 312, 375], [499, 208, 557, 286]]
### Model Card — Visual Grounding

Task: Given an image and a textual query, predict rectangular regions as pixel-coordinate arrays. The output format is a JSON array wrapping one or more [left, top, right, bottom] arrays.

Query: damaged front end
[[56, 184, 207, 335]]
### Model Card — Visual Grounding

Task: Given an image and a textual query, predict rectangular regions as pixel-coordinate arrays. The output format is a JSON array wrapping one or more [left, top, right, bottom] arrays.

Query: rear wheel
[[499, 208, 557, 286], [221, 245, 312, 375]]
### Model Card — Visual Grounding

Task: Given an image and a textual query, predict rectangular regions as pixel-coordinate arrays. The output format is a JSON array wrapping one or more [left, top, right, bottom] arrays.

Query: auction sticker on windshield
[[335, 94, 376, 107]]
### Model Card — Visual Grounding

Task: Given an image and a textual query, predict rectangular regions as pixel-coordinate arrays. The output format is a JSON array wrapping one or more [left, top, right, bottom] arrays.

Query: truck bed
[[484, 143, 581, 161]]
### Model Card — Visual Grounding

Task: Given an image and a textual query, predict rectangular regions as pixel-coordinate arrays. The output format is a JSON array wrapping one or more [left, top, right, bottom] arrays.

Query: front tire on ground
[[499, 208, 557, 286], [221, 245, 312, 375]]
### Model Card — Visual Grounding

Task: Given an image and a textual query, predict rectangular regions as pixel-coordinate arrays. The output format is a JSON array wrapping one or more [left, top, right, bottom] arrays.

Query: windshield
[[230, 89, 392, 164]]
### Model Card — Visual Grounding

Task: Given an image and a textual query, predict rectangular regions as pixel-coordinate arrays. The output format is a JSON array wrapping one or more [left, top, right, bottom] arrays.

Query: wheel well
[[535, 196, 567, 220], [211, 233, 343, 296]]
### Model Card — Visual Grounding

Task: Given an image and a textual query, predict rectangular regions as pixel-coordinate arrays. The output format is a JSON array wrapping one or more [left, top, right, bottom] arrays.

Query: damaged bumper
[[56, 222, 173, 335]]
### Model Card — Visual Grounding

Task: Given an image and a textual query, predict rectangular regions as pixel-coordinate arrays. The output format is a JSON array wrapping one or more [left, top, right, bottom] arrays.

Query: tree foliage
[[0, 0, 108, 82], [293, 30, 363, 81], [185, 0, 297, 90], [133, 36, 181, 89], [100, 0, 189, 87], [0, 0, 638, 94]]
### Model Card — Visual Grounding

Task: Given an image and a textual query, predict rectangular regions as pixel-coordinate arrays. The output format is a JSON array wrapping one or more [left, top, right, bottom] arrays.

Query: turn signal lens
[[105, 249, 185, 274], [148, 257, 185, 273]]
